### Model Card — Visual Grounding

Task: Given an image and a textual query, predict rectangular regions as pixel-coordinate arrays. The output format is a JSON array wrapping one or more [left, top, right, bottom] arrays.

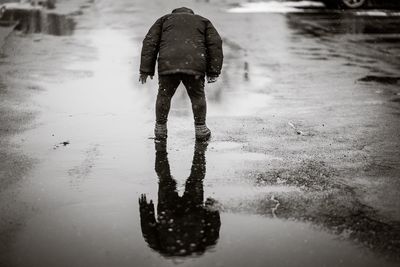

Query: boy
[[140, 7, 223, 141]]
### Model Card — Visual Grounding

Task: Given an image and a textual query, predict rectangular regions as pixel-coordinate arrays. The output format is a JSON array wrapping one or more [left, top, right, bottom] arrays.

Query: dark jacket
[[140, 7, 223, 77]]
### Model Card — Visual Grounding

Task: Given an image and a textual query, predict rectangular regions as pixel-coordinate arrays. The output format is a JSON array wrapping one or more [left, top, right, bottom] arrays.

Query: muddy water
[[2, 0, 400, 266]]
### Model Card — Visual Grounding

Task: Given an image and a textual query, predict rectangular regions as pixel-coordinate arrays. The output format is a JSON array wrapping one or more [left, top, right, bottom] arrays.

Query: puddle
[[209, 213, 398, 267], [7, 137, 400, 267], [238, 159, 400, 262], [210, 184, 300, 201], [0, 7, 75, 35], [359, 75, 400, 85]]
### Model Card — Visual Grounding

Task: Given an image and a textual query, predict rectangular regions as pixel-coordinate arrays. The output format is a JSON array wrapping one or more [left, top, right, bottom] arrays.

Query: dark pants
[[156, 74, 206, 125]]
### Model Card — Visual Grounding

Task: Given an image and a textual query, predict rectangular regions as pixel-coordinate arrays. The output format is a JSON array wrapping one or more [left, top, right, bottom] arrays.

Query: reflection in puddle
[[139, 141, 220, 257], [0, 7, 75, 35], [138, 141, 399, 266]]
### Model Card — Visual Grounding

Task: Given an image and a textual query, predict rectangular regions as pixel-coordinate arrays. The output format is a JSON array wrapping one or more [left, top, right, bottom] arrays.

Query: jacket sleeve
[[205, 20, 223, 77], [140, 17, 164, 76]]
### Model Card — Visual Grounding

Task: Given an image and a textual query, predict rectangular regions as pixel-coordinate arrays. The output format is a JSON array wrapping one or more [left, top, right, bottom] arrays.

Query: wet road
[[1, 0, 400, 266]]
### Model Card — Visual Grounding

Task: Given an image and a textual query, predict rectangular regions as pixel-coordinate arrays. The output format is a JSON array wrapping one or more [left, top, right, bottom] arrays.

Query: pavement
[[0, 0, 400, 266]]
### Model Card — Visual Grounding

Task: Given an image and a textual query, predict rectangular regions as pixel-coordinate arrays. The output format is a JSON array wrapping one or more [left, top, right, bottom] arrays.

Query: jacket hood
[[171, 7, 194, 14]]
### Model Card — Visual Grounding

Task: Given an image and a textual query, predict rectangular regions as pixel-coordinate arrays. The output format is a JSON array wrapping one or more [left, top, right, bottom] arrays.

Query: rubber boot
[[195, 124, 211, 141]]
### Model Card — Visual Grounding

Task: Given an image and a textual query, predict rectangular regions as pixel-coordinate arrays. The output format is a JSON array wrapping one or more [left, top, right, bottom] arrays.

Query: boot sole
[[196, 133, 211, 142]]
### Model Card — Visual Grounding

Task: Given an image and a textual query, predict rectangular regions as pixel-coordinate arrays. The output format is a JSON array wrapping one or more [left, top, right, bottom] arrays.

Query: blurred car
[[321, 0, 400, 9], [0, 0, 55, 9]]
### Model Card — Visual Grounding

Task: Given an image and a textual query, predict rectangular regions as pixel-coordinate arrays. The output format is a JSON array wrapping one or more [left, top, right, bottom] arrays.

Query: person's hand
[[139, 194, 155, 214], [207, 76, 218, 83], [139, 74, 153, 84]]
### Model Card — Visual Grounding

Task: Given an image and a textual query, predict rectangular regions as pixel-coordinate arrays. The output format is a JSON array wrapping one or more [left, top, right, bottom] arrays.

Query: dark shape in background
[[320, 0, 400, 9], [0, 2, 75, 36]]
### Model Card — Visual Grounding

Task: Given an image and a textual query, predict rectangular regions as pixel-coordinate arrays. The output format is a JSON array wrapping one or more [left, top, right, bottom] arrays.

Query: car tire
[[339, 0, 367, 8], [322, 0, 368, 9]]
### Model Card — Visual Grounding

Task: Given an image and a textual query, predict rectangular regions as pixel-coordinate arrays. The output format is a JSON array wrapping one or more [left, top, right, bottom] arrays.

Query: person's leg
[[155, 75, 180, 138], [182, 75, 211, 141], [182, 75, 206, 125]]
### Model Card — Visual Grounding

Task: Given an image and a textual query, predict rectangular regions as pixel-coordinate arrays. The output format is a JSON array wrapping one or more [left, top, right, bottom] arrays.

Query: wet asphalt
[[1, 0, 400, 266]]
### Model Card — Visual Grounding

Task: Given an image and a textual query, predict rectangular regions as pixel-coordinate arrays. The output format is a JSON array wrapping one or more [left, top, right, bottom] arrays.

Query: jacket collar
[[171, 7, 194, 14]]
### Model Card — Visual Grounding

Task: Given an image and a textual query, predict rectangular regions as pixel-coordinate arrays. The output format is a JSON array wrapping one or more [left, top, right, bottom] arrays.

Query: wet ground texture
[[1, 0, 400, 267]]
